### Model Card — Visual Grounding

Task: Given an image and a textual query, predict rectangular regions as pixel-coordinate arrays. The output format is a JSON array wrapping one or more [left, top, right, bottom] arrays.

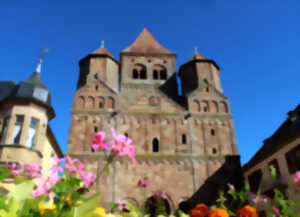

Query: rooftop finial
[[35, 47, 49, 74], [194, 46, 198, 54], [101, 40, 105, 48]]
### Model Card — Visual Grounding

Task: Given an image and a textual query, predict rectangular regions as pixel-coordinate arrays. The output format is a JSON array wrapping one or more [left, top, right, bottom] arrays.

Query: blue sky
[[0, 0, 299, 166]]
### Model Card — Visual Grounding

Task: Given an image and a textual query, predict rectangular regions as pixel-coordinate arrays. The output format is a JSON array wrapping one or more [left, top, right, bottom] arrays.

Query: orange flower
[[208, 208, 229, 217], [190, 204, 210, 217], [236, 205, 258, 217]]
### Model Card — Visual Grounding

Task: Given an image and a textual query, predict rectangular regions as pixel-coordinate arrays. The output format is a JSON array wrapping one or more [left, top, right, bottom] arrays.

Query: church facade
[[67, 29, 239, 210]]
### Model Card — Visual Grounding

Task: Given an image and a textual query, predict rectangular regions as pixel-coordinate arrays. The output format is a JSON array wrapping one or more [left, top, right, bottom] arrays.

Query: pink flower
[[32, 174, 60, 199], [65, 156, 78, 173], [137, 177, 150, 188], [153, 190, 167, 200], [79, 170, 96, 188], [117, 200, 129, 211], [293, 171, 300, 185], [92, 131, 108, 151], [227, 183, 235, 190], [253, 196, 268, 209], [26, 162, 41, 178], [50, 157, 64, 174], [272, 206, 280, 216], [5, 161, 24, 176], [109, 129, 136, 165]]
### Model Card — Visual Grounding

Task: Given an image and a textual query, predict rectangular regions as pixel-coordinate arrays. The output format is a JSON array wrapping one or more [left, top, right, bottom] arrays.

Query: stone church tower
[[67, 28, 239, 211]]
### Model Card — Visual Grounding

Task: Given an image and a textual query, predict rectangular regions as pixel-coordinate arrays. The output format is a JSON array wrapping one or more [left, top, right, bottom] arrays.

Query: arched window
[[152, 64, 167, 81], [201, 101, 209, 112], [98, 97, 105, 109], [193, 100, 200, 112], [182, 134, 187, 144], [87, 96, 95, 109], [211, 129, 215, 136], [107, 97, 115, 109], [212, 148, 217, 154], [94, 126, 98, 133], [140, 68, 147, 79], [153, 138, 159, 152], [76, 96, 85, 108], [160, 70, 167, 80], [153, 70, 159, 80], [220, 101, 228, 113], [210, 101, 219, 113], [132, 64, 146, 80], [206, 87, 209, 92], [124, 132, 128, 137], [133, 69, 139, 79]]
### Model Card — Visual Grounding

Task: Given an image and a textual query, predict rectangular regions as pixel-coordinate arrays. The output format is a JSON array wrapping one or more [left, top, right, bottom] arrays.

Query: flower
[[190, 204, 209, 217], [94, 207, 106, 216], [272, 206, 280, 216], [137, 177, 150, 188], [117, 200, 129, 211], [65, 156, 79, 173], [152, 190, 167, 200], [49, 157, 64, 174], [208, 208, 229, 217], [294, 171, 300, 185], [25, 162, 41, 178], [252, 195, 268, 209], [92, 131, 108, 151], [5, 161, 24, 176], [79, 170, 96, 188], [227, 183, 235, 190], [38, 203, 56, 215], [236, 205, 258, 217]]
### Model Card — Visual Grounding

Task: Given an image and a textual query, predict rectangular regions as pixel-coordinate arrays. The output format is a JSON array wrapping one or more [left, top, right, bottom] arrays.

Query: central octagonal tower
[[67, 28, 239, 210]]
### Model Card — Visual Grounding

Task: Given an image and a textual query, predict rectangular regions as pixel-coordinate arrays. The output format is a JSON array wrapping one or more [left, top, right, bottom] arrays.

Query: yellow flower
[[38, 204, 57, 215], [93, 207, 106, 216]]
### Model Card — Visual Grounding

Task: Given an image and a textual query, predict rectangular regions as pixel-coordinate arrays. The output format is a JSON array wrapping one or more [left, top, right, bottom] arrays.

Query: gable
[[126, 88, 185, 114], [76, 78, 117, 96]]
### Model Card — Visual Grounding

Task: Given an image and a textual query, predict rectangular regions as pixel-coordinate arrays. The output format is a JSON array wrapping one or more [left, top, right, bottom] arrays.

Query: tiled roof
[[122, 28, 174, 55]]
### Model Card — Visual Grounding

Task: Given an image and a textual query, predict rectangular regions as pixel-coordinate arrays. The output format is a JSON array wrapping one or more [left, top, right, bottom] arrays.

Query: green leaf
[[109, 202, 119, 212], [73, 193, 100, 217], [269, 165, 276, 180], [244, 181, 250, 191], [0, 167, 11, 181], [14, 174, 26, 185], [8, 181, 34, 203]]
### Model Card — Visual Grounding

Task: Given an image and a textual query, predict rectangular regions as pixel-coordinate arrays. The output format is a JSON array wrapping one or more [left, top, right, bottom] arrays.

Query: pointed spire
[[35, 48, 48, 74], [122, 28, 174, 55]]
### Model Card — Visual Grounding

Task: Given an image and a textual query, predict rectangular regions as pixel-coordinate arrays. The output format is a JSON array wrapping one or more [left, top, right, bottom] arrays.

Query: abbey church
[[67, 28, 239, 210]]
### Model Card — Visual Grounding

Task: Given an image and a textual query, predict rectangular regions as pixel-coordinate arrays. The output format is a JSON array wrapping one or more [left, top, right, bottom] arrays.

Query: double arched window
[[152, 65, 167, 80], [132, 64, 147, 79]]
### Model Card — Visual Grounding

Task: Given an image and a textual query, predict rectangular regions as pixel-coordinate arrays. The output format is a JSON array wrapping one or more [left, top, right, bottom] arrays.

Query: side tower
[[179, 52, 238, 157]]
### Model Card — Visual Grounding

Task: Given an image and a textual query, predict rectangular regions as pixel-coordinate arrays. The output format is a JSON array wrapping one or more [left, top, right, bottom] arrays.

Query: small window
[[153, 70, 159, 80], [94, 126, 98, 133], [206, 87, 209, 92], [211, 129, 215, 136], [13, 115, 24, 144], [285, 144, 300, 174], [94, 74, 98, 79], [26, 118, 38, 148], [95, 85, 99, 90], [182, 134, 187, 144], [203, 107, 208, 112], [133, 69, 139, 79], [0, 117, 9, 143], [91, 147, 95, 152], [153, 138, 159, 152], [124, 132, 128, 137], [248, 169, 263, 193], [212, 148, 217, 154]]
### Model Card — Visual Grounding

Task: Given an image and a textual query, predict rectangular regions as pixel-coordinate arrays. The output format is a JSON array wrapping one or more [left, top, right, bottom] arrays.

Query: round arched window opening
[[212, 148, 217, 154], [153, 70, 159, 80], [140, 68, 147, 79], [203, 106, 208, 112], [145, 196, 171, 217], [211, 129, 215, 136], [153, 138, 159, 152], [94, 126, 98, 133], [133, 69, 139, 79]]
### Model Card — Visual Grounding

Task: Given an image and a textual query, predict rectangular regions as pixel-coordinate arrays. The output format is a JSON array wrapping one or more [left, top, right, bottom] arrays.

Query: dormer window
[[13, 115, 24, 144]]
